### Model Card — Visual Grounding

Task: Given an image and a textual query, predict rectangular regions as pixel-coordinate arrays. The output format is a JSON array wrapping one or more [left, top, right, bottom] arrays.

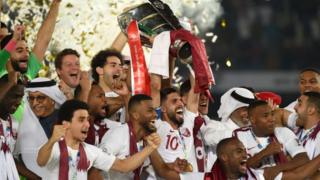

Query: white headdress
[[14, 77, 66, 177], [217, 87, 255, 122]]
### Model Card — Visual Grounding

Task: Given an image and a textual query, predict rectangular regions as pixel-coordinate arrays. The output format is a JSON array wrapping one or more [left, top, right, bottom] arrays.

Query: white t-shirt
[[234, 127, 306, 168], [99, 124, 146, 180], [43, 142, 116, 180], [179, 168, 283, 180]]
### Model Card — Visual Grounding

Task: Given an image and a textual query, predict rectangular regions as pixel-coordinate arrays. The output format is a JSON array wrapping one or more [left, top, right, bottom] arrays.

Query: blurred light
[[221, 19, 227, 28], [226, 58, 232, 67]]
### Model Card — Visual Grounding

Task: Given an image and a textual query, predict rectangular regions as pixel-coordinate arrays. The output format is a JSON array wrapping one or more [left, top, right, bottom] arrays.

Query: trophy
[[118, 0, 192, 64]]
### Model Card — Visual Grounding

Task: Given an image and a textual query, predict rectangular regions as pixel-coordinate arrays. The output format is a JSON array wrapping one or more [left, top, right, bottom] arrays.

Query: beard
[[11, 60, 28, 74], [168, 111, 184, 127], [142, 122, 157, 134]]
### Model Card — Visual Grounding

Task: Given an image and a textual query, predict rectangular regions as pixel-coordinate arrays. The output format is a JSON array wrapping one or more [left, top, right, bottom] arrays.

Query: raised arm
[[110, 133, 160, 173], [110, 31, 128, 52], [32, 0, 61, 61], [37, 125, 65, 166], [186, 68, 199, 114], [150, 73, 162, 108]]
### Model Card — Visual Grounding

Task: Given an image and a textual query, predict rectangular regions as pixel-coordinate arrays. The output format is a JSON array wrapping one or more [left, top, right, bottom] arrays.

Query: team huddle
[[1, 0, 320, 180]]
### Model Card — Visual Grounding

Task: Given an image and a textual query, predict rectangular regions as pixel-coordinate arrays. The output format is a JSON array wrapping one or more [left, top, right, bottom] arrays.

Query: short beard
[[168, 112, 184, 127], [142, 122, 157, 134], [11, 61, 27, 74]]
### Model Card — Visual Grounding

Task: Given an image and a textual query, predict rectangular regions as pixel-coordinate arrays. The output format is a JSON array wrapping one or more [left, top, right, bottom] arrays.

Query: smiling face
[[87, 85, 107, 119], [10, 40, 29, 73], [57, 54, 81, 88], [198, 92, 209, 115], [137, 100, 157, 134], [162, 92, 185, 127], [225, 139, 248, 176], [28, 91, 55, 118], [299, 71, 320, 94], [230, 106, 250, 127]]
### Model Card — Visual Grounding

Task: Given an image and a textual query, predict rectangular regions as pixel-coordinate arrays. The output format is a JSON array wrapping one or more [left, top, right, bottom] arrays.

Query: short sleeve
[[45, 142, 60, 170], [99, 125, 127, 157], [275, 127, 306, 157], [91, 146, 116, 172]]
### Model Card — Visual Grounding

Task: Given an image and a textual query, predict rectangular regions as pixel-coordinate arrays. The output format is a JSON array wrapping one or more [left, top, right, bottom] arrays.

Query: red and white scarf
[[296, 122, 320, 159], [193, 115, 206, 172], [128, 121, 142, 180], [58, 139, 90, 180], [85, 119, 109, 146], [0, 117, 19, 180]]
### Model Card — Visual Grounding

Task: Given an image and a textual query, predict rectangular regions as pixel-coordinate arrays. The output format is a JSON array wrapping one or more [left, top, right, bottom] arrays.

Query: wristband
[[5, 39, 17, 52]]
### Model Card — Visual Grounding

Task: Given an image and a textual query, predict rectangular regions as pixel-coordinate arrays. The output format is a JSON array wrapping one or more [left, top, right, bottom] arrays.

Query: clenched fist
[[145, 133, 161, 149]]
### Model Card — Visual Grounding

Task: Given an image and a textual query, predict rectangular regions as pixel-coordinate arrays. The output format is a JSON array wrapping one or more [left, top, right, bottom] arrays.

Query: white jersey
[[179, 168, 283, 180], [284, 99, 297, 112], [234, 127, 306, 168], [287, 113, 320, 159], [202, 118, 241, 168], [146, 110, 199, 180], [105, 91, 126, 123], [0, 116, 20, 180], [99, 124, 146, 180], [0, 117, 19, 152], [297, 127, 320, 160], [91, 118, 122, 146], [43, 142, 116, 180]]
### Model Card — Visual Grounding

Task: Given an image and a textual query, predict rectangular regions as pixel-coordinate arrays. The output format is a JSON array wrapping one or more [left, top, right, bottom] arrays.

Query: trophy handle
[[147, 0, 182, 30]]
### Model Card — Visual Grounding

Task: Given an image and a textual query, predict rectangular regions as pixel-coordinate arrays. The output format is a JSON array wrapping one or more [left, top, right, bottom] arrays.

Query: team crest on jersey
[[180, 128, 191, 137]]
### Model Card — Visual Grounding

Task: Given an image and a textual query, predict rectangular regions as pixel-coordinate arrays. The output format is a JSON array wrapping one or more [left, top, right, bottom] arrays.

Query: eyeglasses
[[27, 95, 47, 103]]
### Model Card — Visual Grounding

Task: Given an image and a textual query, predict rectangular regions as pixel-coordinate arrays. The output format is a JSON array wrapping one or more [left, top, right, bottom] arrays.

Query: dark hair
[[180, 79, 191, 97], [300, 68, 320, 75], [58, 99, 88, 123], [0, 22, 7, 29], [90, 49, 123, 82], [248, 100, 268, 117], [1, 34, 13, 49], [216, 137, 239, 157], [54, 48, 80, 70], [303, 92, 320, 114], [128, 94, 152, 113], [160, 87, 179, 105]]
